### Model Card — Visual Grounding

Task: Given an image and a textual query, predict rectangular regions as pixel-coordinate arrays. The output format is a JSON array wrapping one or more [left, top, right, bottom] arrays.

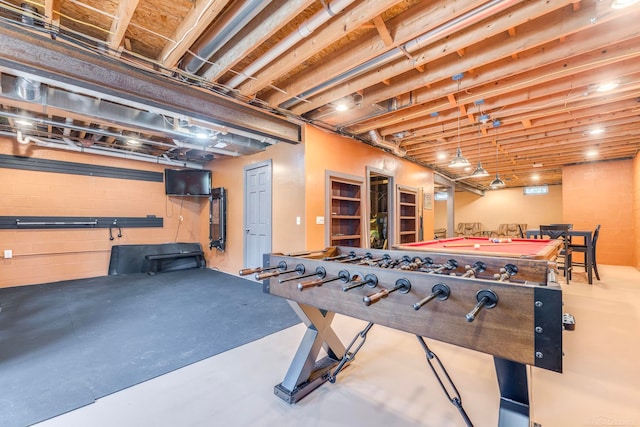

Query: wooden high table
[[395, 236, 561, 260], [526, 229, 594, 284]]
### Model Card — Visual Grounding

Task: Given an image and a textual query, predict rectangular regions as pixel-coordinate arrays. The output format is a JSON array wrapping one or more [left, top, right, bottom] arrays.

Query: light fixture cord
[[495, 126, 499, 174], [456, 80, 461, 150]]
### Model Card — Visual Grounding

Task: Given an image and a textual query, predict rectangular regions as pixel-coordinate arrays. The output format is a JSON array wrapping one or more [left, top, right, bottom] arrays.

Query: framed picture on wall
[[423, 191, 433, 210]]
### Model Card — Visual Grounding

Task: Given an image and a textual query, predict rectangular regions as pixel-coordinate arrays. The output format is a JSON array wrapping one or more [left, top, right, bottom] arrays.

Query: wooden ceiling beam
[[235, 0, 402, 97], [403, 107, 640, 155], [200, 0, 314, 82], [158, 0, 231, 68], [44, 0, 61, 28], [107, 0, 140, 51], [342, 3, 639, 133], [373, 15, 394, 46], [394, 75, 640, 143], [291, 0, 575, 115], [405, 102, 640, 156], [354, 22, 640, 136], [263, 0, 489, 107]]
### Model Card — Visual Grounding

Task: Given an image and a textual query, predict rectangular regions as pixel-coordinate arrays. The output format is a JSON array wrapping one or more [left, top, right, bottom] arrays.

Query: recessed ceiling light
[[586, 149, 599, 157], [127, 139, 140, 145], [531, 174, 540, 181], [15, 119, 32, 126], [588, 128, 605, 135], [611, 0, 640, 9], [596, 81, 619, 92], [437, 152, 448, 160]]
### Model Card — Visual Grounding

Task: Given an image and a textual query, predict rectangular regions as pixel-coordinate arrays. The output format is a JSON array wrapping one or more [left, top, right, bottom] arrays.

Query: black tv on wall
[[164, 169, 212, 196]]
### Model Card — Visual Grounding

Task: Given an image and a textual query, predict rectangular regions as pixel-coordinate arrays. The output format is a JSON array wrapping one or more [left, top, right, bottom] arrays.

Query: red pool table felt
[[395, 237, 560, 260]]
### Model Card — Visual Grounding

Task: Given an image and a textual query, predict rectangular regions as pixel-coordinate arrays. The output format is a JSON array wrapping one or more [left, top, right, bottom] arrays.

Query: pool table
[[395, 236, 561, 260]]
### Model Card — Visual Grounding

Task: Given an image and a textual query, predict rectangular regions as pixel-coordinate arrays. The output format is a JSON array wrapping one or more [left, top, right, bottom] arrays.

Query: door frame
[[243, 159, 272, 268], [365, 167, 394, 249]]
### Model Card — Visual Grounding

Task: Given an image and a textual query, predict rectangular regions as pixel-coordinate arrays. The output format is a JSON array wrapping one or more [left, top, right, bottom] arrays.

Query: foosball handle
[[465, 289, 498, 322], [239, 267, 262, 276], [256, 271, 279, 280], [298, 278, 322, 290], [363, 289, 390, 306]]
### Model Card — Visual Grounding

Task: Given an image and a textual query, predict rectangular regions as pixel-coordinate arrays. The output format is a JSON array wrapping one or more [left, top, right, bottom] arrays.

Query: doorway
[[433, 174, 455, 239], [243, 160, 272, 270], [367, 167, 394, 249]]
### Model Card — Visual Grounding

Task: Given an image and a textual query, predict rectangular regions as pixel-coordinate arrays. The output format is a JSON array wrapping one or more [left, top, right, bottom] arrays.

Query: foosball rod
[[298, 270, 350, 290], [323, 251, 356, 261], [412, 283, 450, 311], [363, 278, 411, 306], [465, 289, 499, 322], [256, 263, 304, 280], [279, 266, 326, 283], [239, 260, 286, 276], [342, 273, 378, 291]]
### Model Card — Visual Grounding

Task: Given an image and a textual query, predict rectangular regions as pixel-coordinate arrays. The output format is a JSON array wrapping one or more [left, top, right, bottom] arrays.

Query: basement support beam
[[0, 24, 301, 145]]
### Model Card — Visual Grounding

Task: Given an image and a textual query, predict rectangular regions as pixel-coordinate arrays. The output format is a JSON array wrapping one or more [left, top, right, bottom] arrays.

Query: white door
[[244, 160, 272, 270]]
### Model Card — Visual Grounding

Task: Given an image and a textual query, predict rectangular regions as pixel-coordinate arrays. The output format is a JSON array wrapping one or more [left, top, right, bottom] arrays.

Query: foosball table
[[241, 243, 569, 427]]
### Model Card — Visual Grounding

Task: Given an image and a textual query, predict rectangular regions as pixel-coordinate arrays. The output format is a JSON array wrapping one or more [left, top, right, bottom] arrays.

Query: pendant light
[[448, 73, 470, 169], [470, 110, 489, 178], [490, 120, 505, 188]]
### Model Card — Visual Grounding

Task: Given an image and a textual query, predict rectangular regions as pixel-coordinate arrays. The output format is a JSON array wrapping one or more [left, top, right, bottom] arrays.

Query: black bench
[[145, 251, 205, 275], [108, 243, 206, 275]]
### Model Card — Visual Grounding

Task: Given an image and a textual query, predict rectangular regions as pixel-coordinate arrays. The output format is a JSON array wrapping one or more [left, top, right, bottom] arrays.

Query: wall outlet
[[316, 216, 324, 225], [296, 216, 301, 225], [4, 249, 12, 259]]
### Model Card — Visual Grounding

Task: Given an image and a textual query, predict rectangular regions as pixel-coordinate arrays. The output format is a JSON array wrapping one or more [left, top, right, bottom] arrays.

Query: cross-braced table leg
[[274, 302, 347, 403]]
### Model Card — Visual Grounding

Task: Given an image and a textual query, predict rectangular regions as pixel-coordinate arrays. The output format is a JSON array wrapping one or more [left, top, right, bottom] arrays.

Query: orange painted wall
[[208, 125, 435, 276], [5, 128, 635, 288], [205, 139, 306, 275], [304, 125, 434, 249], [0, 139, 208, 288], [453, 185, 563, 232], [563, 159, 635, 266], [634, 155, 640, 269]]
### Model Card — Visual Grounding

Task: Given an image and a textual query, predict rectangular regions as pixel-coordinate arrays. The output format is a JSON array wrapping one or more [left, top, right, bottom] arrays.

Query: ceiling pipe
[[62, 117, 77, 147], [182, 0, 271, 75], [7, 131, 204, 168], [172, 139, 241, 157], [0, 110, 243, 156], [16, 130, 31, 144], [368, 129, 406, 157], [280, 0, 522, 109], [222, 0, 357, 89], [19, 2, 38, 26]]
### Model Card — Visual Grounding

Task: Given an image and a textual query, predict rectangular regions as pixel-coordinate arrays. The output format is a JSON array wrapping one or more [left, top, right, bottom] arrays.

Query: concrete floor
[[35, 265, 640, 427]]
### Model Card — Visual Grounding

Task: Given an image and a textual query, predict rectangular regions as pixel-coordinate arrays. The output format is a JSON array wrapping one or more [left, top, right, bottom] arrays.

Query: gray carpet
[[0, 269, 300, 427]]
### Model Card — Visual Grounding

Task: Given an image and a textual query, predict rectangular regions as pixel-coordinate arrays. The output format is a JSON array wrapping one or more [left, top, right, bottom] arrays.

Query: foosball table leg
[[274, 302, 347, 404], [494, 357, 530, 427]]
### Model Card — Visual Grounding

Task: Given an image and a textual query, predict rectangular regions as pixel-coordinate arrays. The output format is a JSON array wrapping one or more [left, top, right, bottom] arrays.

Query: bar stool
[[571, 225, 601, 281], [539, 224, 572, 283]]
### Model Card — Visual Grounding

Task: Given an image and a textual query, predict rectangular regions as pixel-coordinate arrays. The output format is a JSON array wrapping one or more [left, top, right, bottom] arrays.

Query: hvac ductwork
[[222, 0, 356, 89], [368, 130, 406, 157], [182, 0, 271, 75], [15, 77, 41, 101]]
